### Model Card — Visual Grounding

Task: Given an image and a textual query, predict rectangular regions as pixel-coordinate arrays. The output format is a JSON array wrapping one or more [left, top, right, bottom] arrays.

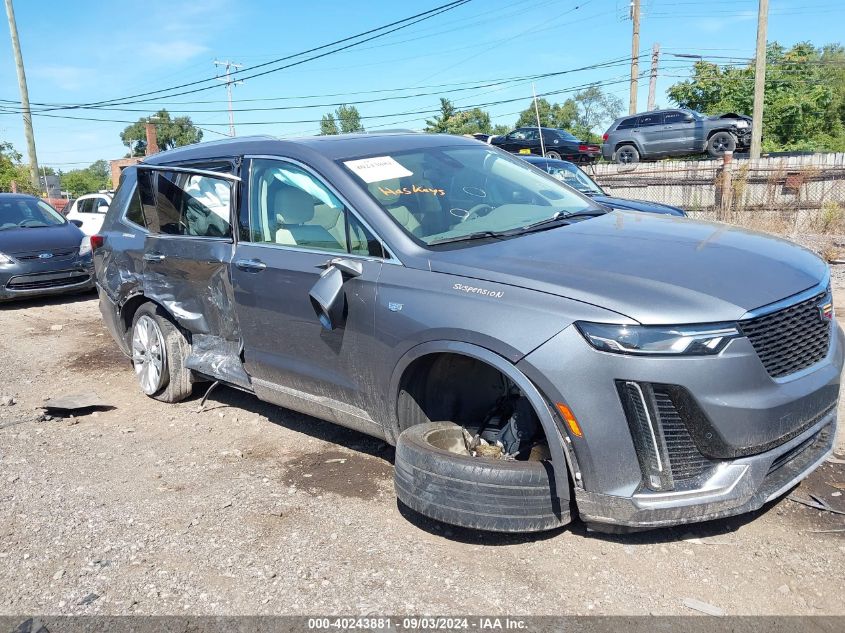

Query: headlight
[[79, 236, 92, 256], [575, 321, 741, 355], [0, 252, 15, 264], [734, 120, 749, 128]]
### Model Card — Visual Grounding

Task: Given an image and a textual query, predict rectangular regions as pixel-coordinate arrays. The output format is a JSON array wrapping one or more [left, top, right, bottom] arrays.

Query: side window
[[616, 117, 637, 130], [348, 213, 386, 258], [77, 198, 95, 214], [125, 187, 145, 228], [140, 169, 232, 238], [637, 113, 664, 127], [111, 168, 146, 229], [249, 159, 347, 253], [524, 129, 539, 141], [663, 111, 687, 124], [96, 198, 110, 213]]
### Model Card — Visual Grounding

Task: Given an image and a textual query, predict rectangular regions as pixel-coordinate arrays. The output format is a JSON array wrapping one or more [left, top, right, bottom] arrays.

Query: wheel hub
[[132, 315, 166, 395]]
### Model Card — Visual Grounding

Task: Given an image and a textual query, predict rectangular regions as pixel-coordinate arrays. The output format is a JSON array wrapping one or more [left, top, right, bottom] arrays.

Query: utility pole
[[750, 0, 768, 159], [214, 60, 243, 137], [647, 43, 660, 111], [628, 0, 641, 115], [4, 0, 39, 189], [532, 83, 546, 157]]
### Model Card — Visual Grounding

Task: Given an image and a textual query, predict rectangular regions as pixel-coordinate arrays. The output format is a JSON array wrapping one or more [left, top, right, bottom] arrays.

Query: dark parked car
[[0, 193, 94, 301], [490, 127, 601, 162], [602, 108, 752, 164], [94, 134, 840, 534], [521, 155, 686, 216]]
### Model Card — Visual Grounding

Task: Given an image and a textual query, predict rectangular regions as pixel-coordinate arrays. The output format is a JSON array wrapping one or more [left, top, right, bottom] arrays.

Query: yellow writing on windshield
[[378, 184, 445, 197]]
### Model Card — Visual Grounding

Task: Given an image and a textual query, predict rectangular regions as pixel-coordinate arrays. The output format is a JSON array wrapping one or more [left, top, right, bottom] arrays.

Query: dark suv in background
[[602, 108, 752, 164], [490, 127, 600, 162]]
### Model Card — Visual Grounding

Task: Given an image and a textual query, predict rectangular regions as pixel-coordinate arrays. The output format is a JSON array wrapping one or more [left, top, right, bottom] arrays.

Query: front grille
[[652, 388, 713, 480], [6, 273, 90, 291], [13, 248, 76, 261], [739, 291, 831, 378]]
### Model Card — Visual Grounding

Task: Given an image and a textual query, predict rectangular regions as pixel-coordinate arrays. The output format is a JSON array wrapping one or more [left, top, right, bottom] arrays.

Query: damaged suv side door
[[231, 157, 388, 437], [137, 164, 248, 387]]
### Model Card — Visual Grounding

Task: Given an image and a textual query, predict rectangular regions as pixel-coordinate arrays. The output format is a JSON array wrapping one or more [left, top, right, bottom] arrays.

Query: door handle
[[235, 258, 267, 272], [143, 252, 165, 262]]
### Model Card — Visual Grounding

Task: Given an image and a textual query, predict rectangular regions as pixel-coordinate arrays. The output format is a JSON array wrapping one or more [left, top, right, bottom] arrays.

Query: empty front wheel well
[[395, 352, 549, 456]]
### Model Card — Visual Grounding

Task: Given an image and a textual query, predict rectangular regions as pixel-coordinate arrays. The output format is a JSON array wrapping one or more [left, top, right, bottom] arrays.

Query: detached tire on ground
[[131, 303, 193, 403], [394, 422, 568, 533]]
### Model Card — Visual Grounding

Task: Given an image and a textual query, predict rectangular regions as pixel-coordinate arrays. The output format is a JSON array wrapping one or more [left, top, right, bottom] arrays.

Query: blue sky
[[0, 0, 842, 170]]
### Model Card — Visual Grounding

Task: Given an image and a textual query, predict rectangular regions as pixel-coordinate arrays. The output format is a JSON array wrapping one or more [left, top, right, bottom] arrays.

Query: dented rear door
[[136, 165, 241, 347]]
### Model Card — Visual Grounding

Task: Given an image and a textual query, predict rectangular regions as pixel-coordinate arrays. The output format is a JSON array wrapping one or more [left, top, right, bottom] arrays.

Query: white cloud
[[138, 40, 210, 64], [30, 65, 94, 92]]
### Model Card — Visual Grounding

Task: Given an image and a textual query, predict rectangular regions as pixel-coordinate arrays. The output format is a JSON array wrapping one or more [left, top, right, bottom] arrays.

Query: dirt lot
[[1, 287, 844, 617]]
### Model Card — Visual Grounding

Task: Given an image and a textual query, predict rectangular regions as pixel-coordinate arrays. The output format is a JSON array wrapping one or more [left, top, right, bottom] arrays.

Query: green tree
[[120, 109, 203, 156], [514, 98, 578, 129], [667, 41, 845, 151], [320, 113, 339, 135], [337, 104, 364, 133], [573, 85, 624, 142], [319, 105, 364, 134], [0, 141, 38, 194], [60, 160, 112, 197], [424, 98, 458, 132]]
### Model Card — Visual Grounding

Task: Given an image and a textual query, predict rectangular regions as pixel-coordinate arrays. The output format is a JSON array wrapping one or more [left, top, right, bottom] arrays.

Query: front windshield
[[0, 197, 66, 230], [545, 162, 604, 195], [341, 145, 599, 246]]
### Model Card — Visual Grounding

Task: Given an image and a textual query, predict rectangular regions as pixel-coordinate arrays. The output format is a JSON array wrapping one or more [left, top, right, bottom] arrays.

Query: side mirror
[[308, 258, 363, 331], [70, 219, 83, 228], [684, 114, 695, 122], [97, 205, 109, 214]]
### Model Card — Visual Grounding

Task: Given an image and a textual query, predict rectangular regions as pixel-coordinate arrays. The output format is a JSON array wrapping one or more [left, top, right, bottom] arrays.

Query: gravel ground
[[0, 285, 844, 617]]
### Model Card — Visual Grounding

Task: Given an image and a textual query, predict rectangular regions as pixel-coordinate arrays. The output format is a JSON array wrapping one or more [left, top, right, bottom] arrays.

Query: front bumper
[[519, 308, 844, 529], [0, 256, 94, 301], [575, 412, 835, 528]]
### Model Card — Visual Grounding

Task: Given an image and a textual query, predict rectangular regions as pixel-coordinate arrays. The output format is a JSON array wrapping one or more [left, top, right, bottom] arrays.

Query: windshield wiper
[[515, 209, 607, 235], [429, 230, 509, 245]]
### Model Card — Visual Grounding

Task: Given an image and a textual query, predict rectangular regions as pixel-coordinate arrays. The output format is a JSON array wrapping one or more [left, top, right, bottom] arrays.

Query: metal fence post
[[718, 151, 734, 221]]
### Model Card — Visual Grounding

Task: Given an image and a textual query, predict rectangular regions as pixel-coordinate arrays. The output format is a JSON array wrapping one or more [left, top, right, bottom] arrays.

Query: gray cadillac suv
[[93, 133, 841, 533]]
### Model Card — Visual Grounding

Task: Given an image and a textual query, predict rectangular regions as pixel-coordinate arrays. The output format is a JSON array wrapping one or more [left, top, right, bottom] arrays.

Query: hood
[[592, 195, 686, 216], [427, 211, 827, 324], [0, 222, 84, 255]]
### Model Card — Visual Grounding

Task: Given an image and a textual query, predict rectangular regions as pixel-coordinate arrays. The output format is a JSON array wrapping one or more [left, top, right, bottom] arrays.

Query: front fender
[[387, 340, 573, 502]]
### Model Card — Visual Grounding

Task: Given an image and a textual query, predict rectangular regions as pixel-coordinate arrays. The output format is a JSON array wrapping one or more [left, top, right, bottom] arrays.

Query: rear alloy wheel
[[707, 132, 737, 158], [615, 144, 639, 164], [131, 303, 193, 403], [545, 150, 562, 160], [394, 421, 568, 533]]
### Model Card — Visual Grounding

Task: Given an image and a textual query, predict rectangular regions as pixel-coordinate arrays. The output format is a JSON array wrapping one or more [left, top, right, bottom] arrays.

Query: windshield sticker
[[377, 184, 445, 197], [343, 156, 413, 183], [453, 283, 504, 299]]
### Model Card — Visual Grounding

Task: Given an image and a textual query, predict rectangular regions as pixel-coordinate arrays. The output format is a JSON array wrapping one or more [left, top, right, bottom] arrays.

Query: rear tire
[[131, 303, 193, 403], [394, 421, 568, 533], [707, 132, 737, 158], [615, 144, 639, 164], [545, 150, 562, 160]]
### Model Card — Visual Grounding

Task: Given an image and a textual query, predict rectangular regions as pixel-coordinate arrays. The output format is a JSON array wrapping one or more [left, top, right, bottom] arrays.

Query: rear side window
[[139, 169, 233, 238], [637, 113, 663, 127], [111, 168, 145, 229], [77, 198, 96, 214], [616, 117, 638, 130]]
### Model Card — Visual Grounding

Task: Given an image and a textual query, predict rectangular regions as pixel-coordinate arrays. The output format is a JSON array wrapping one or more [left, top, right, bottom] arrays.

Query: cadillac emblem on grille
[[819, 297, 834, 322]]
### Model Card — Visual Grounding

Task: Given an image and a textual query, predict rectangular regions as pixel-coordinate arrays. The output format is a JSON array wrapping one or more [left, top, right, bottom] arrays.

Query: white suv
[[65, 193, 112, 235]]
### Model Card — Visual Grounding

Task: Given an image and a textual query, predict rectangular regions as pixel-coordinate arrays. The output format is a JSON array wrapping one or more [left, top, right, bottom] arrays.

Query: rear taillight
[[579, 145, 588, 151], [90, 235, 105, 250], [602, 133, 609, 142]]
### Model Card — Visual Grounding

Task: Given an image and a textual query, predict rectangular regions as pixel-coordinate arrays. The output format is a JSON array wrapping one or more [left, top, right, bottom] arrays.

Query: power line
[[29, 0, 473, 113]]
